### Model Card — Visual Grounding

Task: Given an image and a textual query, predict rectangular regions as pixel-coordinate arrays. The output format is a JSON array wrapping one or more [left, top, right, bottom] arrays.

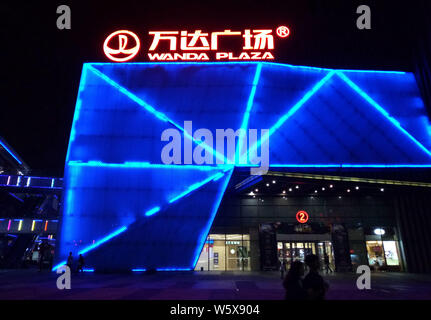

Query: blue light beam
[[336, 71, 431, 158]]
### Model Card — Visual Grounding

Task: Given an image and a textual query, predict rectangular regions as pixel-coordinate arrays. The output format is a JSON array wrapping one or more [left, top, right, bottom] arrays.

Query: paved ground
[[0, 269, 430, 300]]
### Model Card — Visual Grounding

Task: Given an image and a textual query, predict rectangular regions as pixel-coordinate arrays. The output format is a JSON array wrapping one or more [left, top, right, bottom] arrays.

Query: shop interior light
[[374, 228, 385, 235]]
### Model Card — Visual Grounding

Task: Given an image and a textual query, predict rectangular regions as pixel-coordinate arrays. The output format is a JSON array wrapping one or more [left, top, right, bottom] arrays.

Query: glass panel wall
[[194, 234, 250, 271]]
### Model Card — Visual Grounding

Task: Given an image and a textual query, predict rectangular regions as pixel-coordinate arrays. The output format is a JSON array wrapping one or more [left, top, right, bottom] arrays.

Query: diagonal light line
[[236, 63, 262, 164], [79, 226, 128, 255], [168, 167, 232, 203], [52, 226, 128, 271], [245, 71, 336, 161], [192, 167, 234, 267], [0, 139, 22, 165], [336, 71, 431, 158], [87, 65, 229, 164]]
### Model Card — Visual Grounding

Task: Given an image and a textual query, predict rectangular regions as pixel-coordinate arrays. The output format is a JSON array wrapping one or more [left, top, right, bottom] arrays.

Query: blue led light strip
[[89, 62, 406, 74], [192, 167, 234, 267], [237, 63, 262, 164], [336, 71, 431, 158], [145, 206, 160, 216], [79, 226, 127, 255], [0, 139, 22, 165], [87, 65, 229, 164], [67, 160, 230, 171], [245, 71, 336, 161], [168, 169, 231, 204], [267, 164, 431, 168], [65, 64, 88, 163], [52, 226, 128, 271]]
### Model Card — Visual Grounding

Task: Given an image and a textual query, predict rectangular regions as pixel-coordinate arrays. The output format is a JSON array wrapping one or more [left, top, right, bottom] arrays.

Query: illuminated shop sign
[[103, 26, 290, 62]]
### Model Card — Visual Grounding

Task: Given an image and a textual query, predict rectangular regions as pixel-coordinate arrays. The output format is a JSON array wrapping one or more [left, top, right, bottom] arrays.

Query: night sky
[[2, 0, 429, 176]]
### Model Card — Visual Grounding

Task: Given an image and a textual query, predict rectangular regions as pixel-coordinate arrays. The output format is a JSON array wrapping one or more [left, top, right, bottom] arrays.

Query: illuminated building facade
[[54, 62, 431, 273]]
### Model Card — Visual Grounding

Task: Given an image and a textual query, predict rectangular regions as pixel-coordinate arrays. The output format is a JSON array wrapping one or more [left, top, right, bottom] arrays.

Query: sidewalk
[[0, 269, 430, 300]]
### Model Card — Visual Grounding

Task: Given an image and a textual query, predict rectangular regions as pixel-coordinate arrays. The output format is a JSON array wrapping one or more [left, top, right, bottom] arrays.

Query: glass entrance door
[[278, 241, 316, 270], [278, 241, 334, 272]]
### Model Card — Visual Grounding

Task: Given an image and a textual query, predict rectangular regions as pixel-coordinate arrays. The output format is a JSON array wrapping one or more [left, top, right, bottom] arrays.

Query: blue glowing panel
[[340, 71, 431, 150], [89, 63, 258, 138], [56, 62, 431, 272], [265, 74, 431, 164]]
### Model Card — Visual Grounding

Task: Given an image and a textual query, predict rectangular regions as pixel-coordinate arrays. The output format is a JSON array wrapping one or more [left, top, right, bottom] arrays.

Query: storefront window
[[383, 241, 400, 266], [194, 234, 250, 271], [366, 241, 385, 268]]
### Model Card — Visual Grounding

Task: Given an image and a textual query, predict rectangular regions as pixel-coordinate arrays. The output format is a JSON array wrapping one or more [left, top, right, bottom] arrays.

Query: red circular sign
[[276, 26, 290, 38], [103, 30, 140, 62], [296, 210, 309, 224]]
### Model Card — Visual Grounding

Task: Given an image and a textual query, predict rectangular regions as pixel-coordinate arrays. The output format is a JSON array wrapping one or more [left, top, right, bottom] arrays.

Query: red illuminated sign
[[296, 210, 309, 224], [103, 30, 141, 62], [103, 26, 290, 62]]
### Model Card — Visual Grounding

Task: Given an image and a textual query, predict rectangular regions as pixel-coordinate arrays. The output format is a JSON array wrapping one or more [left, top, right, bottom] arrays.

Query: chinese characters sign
[[103, 26, 290, 62]]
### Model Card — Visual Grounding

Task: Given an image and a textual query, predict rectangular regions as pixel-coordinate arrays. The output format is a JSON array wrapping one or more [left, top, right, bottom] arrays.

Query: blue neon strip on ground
[[336, 71, 431, 158], [132, 268, 147, 272], [78, 226, 128, 255], [0, 140, 22, 164], [145, 206, 161, 216]]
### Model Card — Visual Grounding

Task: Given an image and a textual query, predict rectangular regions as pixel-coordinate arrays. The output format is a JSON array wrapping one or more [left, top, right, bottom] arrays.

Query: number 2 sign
[[296, 210, 309, 224]]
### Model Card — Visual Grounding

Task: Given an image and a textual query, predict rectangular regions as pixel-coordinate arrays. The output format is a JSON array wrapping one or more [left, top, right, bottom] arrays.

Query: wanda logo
[[103, 30, 140, 62]]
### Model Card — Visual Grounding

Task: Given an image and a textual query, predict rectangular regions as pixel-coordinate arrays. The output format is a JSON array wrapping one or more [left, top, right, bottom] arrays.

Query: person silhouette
[[77, 254, 85, 273], [324, 253, 333, 273], [66, 252, 73, 270], [303, 254, 329, 300], [282, 261, 307, 300]]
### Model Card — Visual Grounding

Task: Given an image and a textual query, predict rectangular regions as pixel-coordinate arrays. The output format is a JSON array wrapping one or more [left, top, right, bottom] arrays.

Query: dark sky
[[2, 0, 429, 177]]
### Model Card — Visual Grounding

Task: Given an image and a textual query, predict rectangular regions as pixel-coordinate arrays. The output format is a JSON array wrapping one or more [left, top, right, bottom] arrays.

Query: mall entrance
[[277, 241, 335, 272]]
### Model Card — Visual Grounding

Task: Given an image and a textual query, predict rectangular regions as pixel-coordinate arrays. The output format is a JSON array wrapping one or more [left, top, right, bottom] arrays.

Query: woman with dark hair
[[282, 261, 307, 300]]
